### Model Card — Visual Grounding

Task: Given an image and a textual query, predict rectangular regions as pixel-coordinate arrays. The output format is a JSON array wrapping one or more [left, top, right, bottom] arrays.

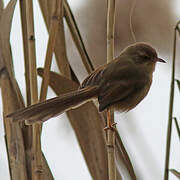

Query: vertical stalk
[[19, 0, 31, 106], [25, 1, 38, 103], [164, 24, 178, 180], [20, 1, 54, 179], [19, 3, 33, 176], [107, 0, 116, 180], [40, 0, 63, 101], [25, 0, 42, 179], [107, 0, 115, 63]]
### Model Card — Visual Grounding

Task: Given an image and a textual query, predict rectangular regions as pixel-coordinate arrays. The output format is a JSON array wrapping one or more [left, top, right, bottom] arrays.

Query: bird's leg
[[104, 109, 117, 131]]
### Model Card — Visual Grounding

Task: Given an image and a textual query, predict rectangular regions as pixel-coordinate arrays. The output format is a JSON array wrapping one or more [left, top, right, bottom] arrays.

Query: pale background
[[0, 0, 180, 179]]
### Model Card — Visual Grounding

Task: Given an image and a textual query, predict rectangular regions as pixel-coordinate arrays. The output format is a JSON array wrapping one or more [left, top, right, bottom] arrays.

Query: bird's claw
[[104, 122, 117, 131]]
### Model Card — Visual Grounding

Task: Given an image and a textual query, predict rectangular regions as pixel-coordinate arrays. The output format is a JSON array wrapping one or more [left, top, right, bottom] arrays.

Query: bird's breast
[[114, 78, 152, 112]]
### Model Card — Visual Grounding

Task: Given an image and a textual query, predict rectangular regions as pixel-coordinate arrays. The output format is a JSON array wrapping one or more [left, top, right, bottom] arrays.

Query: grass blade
[[169, 169, 180, 178], [175, 79, 180, 93], [173, 118, 180, 140]]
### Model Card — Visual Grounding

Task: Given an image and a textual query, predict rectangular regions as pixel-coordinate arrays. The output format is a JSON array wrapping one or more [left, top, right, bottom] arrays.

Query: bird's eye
[[143, 55, 149, 59]]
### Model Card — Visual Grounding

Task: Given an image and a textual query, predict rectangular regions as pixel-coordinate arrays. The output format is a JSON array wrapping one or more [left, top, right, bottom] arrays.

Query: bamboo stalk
[[25, 0, 38, 104], [40, 0, 63, 101], [164, 22, 179, 180], [25, 0, 43, 179], [63, 0, 94, 73], [101, 111, 136, 179], [19, 4, 33, 177], [19, 0, 31, 106], [107, 0, 115, 63], [106, 0, 116, 180]]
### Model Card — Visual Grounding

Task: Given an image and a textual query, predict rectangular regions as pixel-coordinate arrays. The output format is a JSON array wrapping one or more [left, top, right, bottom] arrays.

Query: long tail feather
[[7, 86, 99, 124]]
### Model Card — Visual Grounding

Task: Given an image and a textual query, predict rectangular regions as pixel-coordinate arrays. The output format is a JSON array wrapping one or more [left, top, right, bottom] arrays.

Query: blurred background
[[0, 0, 180, 179]]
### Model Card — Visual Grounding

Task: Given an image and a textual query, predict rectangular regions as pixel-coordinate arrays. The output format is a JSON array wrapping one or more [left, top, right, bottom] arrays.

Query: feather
[[7, 86, 99, 124]]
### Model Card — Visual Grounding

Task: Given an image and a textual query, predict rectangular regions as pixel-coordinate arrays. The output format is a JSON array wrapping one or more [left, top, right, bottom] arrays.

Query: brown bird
[[7, 42, 165, 126]]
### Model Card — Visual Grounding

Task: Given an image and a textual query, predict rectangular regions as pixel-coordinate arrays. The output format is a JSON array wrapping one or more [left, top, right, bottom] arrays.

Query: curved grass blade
[[173, 118, 180, 140], [169, 169, 180, 179]]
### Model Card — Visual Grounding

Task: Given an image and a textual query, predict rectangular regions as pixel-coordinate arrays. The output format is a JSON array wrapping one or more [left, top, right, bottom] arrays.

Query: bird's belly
[[114, 83, 151, 112]]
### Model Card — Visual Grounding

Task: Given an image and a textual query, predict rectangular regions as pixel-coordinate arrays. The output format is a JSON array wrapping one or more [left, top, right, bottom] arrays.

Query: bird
[[7, 42, 165, 126]]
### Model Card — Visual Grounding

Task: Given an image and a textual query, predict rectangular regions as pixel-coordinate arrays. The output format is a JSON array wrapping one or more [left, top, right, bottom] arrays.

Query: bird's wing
[[80, 64, 106, 88], [81, 56, 149, 112], [98, 80, 133, 111], [97, 59, 149, 111], [80, 55, 138, 88]]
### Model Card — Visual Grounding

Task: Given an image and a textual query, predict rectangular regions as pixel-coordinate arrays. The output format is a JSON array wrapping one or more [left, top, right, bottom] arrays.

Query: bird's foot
[[104, 122, 117, 131]]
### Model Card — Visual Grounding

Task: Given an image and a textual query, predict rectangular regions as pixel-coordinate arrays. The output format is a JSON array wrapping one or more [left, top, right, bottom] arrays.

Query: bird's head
[[122, 42, 165, 64], [121, 42, 166, 73]]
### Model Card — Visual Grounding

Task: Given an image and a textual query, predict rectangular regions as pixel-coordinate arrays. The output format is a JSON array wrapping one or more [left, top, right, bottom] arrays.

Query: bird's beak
[[156, 58, 166, 63]]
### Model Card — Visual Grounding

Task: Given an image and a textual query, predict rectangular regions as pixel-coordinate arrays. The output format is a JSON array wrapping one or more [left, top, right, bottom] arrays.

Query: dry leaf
[[0, 0, 3, 17], [0, 2, 28, 179], [0, 1, 54, 179], [0, 68, 28, 180], [38, 0, 71, 78], [0, 0, 24, 107], [0, 0, 17, 74], [38, 68, 109, 180], [38, 68, 137, 179]]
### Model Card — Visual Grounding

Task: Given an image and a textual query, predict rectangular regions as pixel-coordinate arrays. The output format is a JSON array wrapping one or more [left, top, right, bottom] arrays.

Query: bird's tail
[[7, 86, 99, 124]]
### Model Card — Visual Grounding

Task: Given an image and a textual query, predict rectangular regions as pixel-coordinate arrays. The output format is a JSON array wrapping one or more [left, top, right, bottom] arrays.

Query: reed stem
[[25, 0, 42, 179], [164, 22, 179, 180], [106, 0, 116, 179]]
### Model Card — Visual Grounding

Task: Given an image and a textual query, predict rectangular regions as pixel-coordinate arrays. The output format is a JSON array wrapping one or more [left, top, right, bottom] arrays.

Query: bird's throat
[[144, 62, 156, 76]]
